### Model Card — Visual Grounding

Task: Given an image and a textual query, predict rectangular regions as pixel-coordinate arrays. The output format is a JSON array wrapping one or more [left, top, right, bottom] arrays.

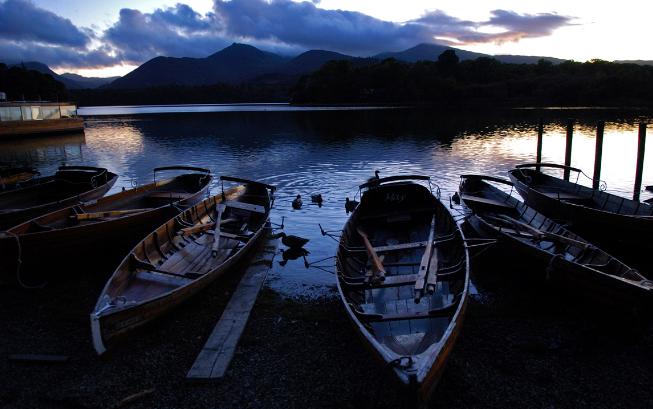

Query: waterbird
[[367, 170, 380, 183], [345, 197, 359, 214], [274, 232, 309, 249], [451, 191, 461, 205], [311, 194, 323, 206], [292, 194, 302, 209]]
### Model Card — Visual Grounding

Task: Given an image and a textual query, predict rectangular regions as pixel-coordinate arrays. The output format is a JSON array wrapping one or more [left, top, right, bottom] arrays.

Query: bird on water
[[292, 194, 302, 209], [367, 170, 380, 183], [310, 193, 323, 205], [345, 197, 359, 214], [274, 232, 309, 249]]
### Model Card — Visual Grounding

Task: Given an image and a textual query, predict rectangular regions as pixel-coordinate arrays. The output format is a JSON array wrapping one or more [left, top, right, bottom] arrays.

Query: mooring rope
[[4, 231, 47, 289]]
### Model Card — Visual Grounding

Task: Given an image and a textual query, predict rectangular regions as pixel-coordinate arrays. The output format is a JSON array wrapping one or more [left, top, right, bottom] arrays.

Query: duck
[[310, 193, 323, 207], [276, 232, 309, 249], [291, 194, 302, 209], [451, 191, 461, 205], [345, 197, 359, 214], [367, 169, 380, 183]]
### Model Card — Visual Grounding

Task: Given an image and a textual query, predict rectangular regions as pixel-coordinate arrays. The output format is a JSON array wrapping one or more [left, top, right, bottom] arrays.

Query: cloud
[[414, 9, 573, 46], [0, 0, 90, 47], [104, 5, 228, 63], [212, 0, 573, 55], [0, 0, 575, 72]]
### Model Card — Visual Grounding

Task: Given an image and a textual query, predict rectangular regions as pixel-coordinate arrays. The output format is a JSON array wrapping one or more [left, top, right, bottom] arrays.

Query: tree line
[[0, 63, 68, 101], [290, 50, 653, 107]]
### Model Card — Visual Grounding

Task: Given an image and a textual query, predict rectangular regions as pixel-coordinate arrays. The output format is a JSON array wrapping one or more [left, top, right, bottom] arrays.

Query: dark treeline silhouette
[[0, 63, 68, 101], [71, 82, 292, 106], [290, 50, 653, 107]]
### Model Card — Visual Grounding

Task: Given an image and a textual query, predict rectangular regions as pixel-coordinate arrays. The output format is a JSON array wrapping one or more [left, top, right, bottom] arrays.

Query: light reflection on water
[[0, 108, 651, 296]]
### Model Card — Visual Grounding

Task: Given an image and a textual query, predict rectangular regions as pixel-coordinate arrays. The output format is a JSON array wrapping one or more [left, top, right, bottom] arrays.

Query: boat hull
[[0, 118, 84, 138]]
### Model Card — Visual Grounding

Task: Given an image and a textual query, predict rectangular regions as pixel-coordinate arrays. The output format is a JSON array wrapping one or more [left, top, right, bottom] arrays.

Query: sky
[[1, 0, 651, 78]]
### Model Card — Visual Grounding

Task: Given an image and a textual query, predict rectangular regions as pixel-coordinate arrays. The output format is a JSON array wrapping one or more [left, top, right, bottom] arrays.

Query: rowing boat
[[0, 165, 39, 189], [0, 166, 117, 229], [336, 175, 469, 406], [508, 163, 653, 250], [460, 174, 653, 306], [90, 176, 275, 354], [0, 166, 211, 285]]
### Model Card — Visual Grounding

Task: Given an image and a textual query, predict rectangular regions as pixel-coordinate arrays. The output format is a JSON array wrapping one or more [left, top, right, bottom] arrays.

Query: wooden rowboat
[[90, 176, 275, 354], [0, 166, 211, 285], [459, 174, 653, 306], [0, 166, 117, 229], [508, 163, 653, 250], [336, 175, 469, 406], [0, 166, 39, 189]]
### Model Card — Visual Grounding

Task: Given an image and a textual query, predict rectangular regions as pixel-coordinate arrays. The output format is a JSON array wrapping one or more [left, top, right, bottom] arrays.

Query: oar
[[211, 204, 226, 257], [71, 208, 152, 220], [487, 214, 590, 249], [414, 215, 436, 302], [356, 228, 386, 283], [178, 218, 236, 236]]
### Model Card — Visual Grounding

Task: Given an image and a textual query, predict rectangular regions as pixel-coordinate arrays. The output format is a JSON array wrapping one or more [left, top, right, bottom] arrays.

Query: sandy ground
[[1, 247, 652, 409]]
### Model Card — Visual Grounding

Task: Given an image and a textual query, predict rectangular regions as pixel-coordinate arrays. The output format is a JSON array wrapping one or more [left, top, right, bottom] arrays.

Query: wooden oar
[[487, 214, 590, 249], [414, 215, 436, 302], [356, 228, 386, 283], [178, 218, 237, 237], [71, 208, 152, 221], [211, 204, 226, 258]]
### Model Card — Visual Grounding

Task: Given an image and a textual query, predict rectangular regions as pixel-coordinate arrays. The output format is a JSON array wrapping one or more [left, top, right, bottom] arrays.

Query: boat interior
[[99, 183, 270, 307], [513, 167, 653, 216], [460, 175, 647, 282], [0, 167, 112, 210], [338, 181, 467, 357], [12, 173, 210, 233]]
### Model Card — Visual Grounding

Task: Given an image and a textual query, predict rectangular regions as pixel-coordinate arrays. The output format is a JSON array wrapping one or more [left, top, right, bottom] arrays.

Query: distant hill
[[107, 43, 290, 89], [60, 73, 118, 89], [616, 60, 653, 66], [283, 50, 357, 74], [375, 43, 486, 62], [5, 61, 116, 89], [374, 43, 564, 65]]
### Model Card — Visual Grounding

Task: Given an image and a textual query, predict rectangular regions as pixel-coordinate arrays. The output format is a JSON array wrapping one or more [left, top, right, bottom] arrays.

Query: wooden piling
[[593, 121, 605, 190], [633, 123, 647, 201], [536, 119, 544, 170], [563, 119, 574, 181]]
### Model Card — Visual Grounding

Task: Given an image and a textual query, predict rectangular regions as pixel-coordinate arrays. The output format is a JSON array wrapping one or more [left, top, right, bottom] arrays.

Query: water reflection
[[0, 132, 86, 174], [3, 108, 652, 296]]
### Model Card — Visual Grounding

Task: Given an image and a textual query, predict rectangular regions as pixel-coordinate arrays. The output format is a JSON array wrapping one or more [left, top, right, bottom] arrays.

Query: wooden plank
[[460, 194, 513, 209], [373, 241, 427, 252], [414, 215, 436, 301], [178, 218, 237, 236], [8, 354, 69, 363], [72, 208, 152, 220], [357, 228, 386, 283], [224, 200, 265, 214], [187, 235, 278, 379], [211, 204, 226, 257]]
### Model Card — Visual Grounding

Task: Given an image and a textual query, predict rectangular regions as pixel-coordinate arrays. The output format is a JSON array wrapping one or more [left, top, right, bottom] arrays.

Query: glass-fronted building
[[0, 102, 78, 122]]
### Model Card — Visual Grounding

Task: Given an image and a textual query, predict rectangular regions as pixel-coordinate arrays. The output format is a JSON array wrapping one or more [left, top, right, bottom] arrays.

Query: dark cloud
[[213, 0, 430, 55], [413, 9, 573, 46], [104, 5, 228, 63], [0, 41, 118, 68], [0, 0, 574, 72], [212, 0, 573, 55], [0, 0, 90, 47]]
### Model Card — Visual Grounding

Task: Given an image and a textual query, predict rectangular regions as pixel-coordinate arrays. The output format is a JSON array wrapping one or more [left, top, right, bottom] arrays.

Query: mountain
[[283, 50, 357, 75], [107, 43, 290, 89], [4, 61, 116, 89], [375, 43, 486, 62], [374, 43, 564, 65], [60, 73, 118, 89], [616, 60, 653, 65]]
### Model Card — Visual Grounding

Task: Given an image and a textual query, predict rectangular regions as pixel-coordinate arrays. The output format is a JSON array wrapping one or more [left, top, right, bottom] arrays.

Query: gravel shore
[[1, 249, 652, 409]]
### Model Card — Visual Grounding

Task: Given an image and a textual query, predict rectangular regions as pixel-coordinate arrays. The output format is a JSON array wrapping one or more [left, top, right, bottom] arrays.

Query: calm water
[[1, 105, 652, 296]]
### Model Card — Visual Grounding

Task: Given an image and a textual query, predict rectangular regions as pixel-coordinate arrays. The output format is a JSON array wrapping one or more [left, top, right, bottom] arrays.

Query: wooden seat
[[146, 192, 192, 201], [540, 191, 588, 201], [460, 194, 513, 209], [224, 200, 266, 214]]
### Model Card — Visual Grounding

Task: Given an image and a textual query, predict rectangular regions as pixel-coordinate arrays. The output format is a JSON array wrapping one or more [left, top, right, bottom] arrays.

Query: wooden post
[[563, 119, 574, 181], [536, 118, 544, 170], [592, 121, 605, 190], [633, 123, 647, 201]]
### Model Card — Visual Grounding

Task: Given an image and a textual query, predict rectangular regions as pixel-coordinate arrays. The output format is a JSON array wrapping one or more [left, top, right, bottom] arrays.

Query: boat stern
[[90, 313, 107, 355]]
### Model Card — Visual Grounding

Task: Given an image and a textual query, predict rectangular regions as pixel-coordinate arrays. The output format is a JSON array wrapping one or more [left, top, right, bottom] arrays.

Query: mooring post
[[536, 118, 544, 170], [592, 121, 605, 190], [563, 119, 574, 181], [633, 123, 647, 201]]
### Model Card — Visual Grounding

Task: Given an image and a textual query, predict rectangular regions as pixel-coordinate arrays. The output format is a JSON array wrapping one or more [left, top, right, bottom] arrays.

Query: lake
[[1, 104, 652, 296]]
